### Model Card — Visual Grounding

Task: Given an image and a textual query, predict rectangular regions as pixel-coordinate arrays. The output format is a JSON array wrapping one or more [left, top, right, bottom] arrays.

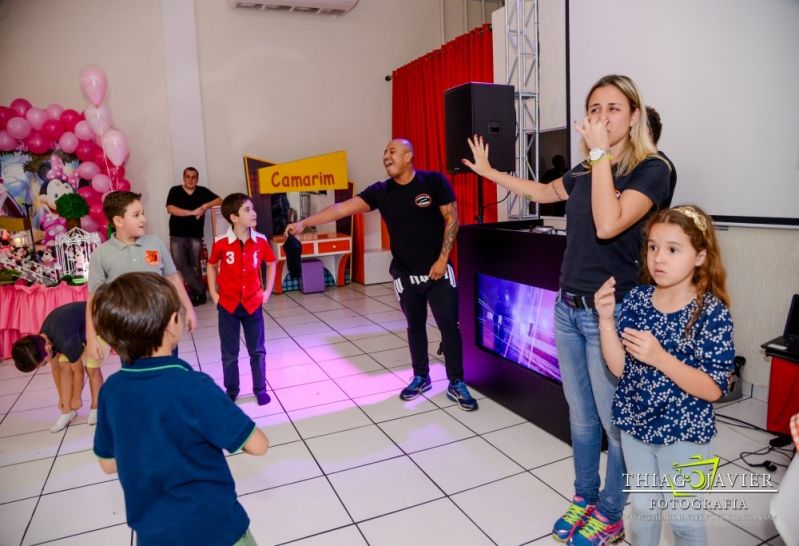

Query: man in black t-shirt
[[166, 167, 222, 305], [285, 139, 478, 411]]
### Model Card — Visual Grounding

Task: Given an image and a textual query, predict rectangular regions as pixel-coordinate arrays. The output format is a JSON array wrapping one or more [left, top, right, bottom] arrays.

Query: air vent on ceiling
[[228, 0, 358, 15]]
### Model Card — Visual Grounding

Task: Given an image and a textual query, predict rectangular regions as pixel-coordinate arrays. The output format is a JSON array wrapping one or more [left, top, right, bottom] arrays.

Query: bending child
[[595, 205, 735, 546], [11, 301, 106, 432], [92, 272, 268, 546]]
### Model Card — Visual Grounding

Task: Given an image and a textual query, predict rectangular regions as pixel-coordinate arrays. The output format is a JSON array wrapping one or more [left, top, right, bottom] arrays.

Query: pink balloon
[[77, 185, 100, 205], [115, 178, 131, 192], [91, 173, 112, 193], [0, 107, 13, 130], [80, 215, 100, 232], [74, 120, 94, 140], [46, 103, 64, 120], [78, 161, 101, 180], [101, 129, 129, 167], [25, 130, 50, 154], [58, 132, 79, 154], [10, 98, 32, 117], [79, 65, 108, 107], [25, 108, 48, 131], [84, 103, 113, 136], [108, 165, 126, 180], [89, 200, 106, 223], [76, 140, 99, 162], [6, 117, 31, 140], [42, 119, 65, 141], [60, 109, 81, 132], [0, 130, 16, 152]]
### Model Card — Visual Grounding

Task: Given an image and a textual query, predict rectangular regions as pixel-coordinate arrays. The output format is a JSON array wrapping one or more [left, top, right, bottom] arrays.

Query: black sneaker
[[227, 392, 238, 403], [447, 380, 478, 411], [256, 391, 271, 406], [399, 375, 431, 401]]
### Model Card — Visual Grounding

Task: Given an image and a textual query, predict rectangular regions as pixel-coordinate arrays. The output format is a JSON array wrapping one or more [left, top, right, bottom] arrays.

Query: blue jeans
[[170, 237, 204, 298], [555, 295, 626, 522], [218, 303, 266, 398], [621, 432, 712, 546]]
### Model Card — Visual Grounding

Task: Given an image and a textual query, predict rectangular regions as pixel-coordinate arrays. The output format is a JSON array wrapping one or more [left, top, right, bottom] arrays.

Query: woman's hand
[[462, 135, 493, 177], [620, 328, 668, 368], [573, 116, 610, 151], [594, 277, 617, 321]]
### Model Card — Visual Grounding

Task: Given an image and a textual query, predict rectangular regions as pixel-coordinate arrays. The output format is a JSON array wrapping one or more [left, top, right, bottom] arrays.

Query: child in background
[[207, 193, 276, 404], [92, 272, 268, 546], [11, 301, 105, 432], [595, 205, 735, 546], [84, 191, 197, 364]]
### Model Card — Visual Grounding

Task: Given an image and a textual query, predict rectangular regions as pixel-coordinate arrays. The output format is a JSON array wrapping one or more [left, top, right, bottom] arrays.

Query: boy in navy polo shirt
[[207, 193, 276, 404], [92, 272, 268, 546]]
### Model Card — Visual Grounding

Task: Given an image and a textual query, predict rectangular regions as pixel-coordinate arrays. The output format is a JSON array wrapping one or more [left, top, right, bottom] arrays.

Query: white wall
[[0, 0, 175, 241], [193, 0, 442, 247]]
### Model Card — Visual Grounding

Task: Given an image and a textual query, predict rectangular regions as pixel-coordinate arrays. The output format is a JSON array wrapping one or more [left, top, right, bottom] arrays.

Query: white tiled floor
[[0, 282, 792, 545]]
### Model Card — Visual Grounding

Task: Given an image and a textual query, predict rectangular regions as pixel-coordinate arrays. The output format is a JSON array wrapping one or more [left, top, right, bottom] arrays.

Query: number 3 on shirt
[[225, 251, 235, 265]]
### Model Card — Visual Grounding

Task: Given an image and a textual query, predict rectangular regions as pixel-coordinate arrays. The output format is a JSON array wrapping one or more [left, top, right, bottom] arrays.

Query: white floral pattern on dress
[[612, 285, 735, 445]]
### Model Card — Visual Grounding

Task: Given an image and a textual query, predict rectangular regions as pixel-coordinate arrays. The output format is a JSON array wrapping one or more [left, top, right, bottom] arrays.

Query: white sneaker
[[88, 408, 98, 426], [50, 411, 77, 433]]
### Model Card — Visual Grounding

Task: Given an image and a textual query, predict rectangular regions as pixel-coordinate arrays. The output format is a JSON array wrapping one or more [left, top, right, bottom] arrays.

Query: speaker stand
[[475, 175, 484, 224]]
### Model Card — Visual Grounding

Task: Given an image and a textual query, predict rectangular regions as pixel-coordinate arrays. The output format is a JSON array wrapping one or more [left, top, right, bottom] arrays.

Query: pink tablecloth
[[0, 280, 88, 359]]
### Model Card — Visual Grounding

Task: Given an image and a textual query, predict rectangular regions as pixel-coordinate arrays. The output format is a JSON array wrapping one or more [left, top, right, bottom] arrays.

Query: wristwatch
[[588, 148, 611, 164]]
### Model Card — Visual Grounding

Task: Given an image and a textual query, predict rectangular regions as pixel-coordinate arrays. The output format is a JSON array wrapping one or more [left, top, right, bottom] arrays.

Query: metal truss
[[504, 0, 540, 219]]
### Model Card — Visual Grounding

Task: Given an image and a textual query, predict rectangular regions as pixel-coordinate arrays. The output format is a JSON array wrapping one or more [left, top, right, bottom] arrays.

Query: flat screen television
[[475, 273, 560, 382]]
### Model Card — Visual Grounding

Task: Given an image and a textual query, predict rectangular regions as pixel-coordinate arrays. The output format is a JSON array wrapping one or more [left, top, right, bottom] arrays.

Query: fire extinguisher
[[199, 242, 209, 287]]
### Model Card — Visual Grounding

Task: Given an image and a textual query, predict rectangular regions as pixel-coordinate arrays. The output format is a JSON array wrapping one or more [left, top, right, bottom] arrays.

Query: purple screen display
[[476, 274, 560, 382]]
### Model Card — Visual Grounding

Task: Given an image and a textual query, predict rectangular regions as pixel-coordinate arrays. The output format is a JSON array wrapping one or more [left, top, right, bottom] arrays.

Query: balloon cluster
[[0, 65, 132, 239]]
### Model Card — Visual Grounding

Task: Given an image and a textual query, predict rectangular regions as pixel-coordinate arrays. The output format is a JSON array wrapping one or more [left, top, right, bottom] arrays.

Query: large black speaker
[[444, 82, 516, 174]]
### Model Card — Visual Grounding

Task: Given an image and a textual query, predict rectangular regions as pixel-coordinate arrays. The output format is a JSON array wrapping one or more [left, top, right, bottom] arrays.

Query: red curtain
[[391, 24, 498, 230]]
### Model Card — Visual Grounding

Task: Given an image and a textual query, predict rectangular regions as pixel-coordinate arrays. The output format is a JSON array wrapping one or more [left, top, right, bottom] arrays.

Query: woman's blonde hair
[[581, 74, 658, 177]]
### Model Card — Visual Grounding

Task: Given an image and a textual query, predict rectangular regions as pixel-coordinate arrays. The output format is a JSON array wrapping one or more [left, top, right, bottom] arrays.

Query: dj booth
[[458, 220, 571, 443]]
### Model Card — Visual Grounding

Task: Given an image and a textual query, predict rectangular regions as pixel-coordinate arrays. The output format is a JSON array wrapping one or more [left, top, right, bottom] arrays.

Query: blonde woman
[[464, 74, 672, 546]]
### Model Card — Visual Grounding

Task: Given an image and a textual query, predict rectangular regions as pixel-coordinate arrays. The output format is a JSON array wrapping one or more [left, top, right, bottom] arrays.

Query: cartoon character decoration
[[0, 69, 131, 247], [39, 246, 57, 266], [37, 161, 76, 245]]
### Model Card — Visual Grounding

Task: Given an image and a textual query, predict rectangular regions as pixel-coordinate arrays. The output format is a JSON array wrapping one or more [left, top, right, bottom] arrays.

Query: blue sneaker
[[400, 375, 431, 400], [569, 511, 624, 546], [552, 496, 594, 542], [446, 379, 478, 411]]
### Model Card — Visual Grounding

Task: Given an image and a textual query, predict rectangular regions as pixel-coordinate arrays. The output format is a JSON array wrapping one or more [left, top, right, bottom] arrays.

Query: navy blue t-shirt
[[358, 170, 456, 276], [40, 302, 86, 362], [560, 156, 671, 296], [93, 356, 256, 546]]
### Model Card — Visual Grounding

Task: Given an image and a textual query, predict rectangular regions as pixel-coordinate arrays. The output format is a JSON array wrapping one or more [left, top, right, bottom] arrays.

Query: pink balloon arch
[[0, 65, 132, 244]]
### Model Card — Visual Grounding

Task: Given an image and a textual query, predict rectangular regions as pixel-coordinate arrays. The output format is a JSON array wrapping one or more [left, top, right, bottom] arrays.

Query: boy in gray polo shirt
[[85, 192, 198, 376]]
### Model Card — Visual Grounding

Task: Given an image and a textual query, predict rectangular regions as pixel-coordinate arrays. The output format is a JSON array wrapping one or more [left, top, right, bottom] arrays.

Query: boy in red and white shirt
[[207, 193, 276, 404]]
